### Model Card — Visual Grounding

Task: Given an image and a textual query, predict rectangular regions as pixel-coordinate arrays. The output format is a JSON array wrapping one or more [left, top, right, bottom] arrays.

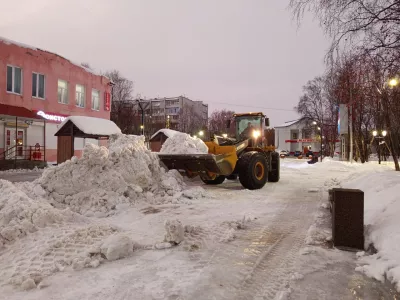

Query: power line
[[205, 101, 296, 112]]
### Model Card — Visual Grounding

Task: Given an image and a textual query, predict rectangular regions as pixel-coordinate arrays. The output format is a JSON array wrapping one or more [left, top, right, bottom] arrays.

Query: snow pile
[[160, 132, 208, 154], [164, 219, 185, 244], [0, 180, 70, 246], [100, 233, 135, 261], [37, 134, 193, 216], [344, 171, 400, 291]]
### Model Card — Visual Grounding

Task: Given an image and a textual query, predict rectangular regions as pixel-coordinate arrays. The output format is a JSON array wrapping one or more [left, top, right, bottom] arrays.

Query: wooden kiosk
[[54, 116, 121, 164]]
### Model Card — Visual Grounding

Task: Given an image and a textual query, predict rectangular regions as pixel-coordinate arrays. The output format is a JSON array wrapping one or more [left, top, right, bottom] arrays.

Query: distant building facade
[[275, 119, 321, 154], [275, 118, 340, 156], [143, 96, 208, 132]]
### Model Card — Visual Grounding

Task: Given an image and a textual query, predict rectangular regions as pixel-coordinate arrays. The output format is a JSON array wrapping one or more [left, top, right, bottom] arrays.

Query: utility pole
[[349, 90, 353, 163], [136, 99, 144, 135]]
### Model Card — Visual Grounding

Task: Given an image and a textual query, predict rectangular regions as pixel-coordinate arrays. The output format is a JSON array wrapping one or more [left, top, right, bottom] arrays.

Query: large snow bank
[[160, 133, 208, 154], [57, 116, 121, 136], [37, 134, 194, 216], [344, 171, 400, 291], [0, 180, 71, 247]]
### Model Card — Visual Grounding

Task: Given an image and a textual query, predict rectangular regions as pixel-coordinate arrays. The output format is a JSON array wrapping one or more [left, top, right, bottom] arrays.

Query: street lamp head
[[389, 78, 399, 87], [382, 130, 387, 137], [372, 130, 377, 137], [312, 121, 317, 125], [317, 127, 321, 130], [167, 115, 170, 119], [199, 130, 204, 136]]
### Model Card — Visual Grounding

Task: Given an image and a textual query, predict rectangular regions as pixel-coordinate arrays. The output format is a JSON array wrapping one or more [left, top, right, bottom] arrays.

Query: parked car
[[280, 150, 290, 157], [294, 151, 302, 157]]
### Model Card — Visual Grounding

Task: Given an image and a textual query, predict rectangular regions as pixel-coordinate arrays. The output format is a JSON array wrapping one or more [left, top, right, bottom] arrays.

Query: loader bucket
[[157, 144, 238, 177]]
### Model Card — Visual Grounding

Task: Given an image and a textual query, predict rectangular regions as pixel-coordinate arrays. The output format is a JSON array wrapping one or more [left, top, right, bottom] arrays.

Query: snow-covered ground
[[344, 170, 400, 292], [0, 140, 399, 299], [0, 170, 43, 183]]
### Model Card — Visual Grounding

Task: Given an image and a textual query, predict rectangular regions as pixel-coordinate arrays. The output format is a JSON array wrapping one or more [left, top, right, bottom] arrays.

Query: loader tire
[[226, 174, 238, 180], [238, 152, 268, 190], [201, 175, 226, 185], [268, 152, 280, 182]]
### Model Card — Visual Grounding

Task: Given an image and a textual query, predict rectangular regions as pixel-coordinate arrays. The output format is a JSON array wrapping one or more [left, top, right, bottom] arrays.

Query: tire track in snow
[[183, 186, 321, 300]]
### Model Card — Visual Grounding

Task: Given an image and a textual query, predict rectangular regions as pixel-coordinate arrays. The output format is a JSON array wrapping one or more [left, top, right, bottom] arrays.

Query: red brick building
[[0, 36, 112, 163]]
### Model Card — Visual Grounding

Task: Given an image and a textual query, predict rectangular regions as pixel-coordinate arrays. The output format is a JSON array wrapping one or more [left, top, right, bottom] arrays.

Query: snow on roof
[[0, 36, 105, 78], [150, 129, 180, 140], [274, 119, 302, 128], [57, 116, 121, 136], [0, 36, 37, 51]]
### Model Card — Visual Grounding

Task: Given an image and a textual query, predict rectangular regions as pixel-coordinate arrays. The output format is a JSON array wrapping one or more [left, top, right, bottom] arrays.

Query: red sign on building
[[104, 92, 111, 111]]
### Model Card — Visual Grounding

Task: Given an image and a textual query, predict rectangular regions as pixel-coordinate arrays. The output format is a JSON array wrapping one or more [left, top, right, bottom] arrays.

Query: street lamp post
[[312, 121, 323, 162], [372, 129, 387, 164]]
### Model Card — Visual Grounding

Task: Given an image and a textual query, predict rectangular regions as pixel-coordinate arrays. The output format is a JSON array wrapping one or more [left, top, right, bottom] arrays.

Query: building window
[[75, 84, 85, 107], [303, 129, 311, 139], [58, 79, 68, 104], [7, 65, 22, 94], [32, 73, 45, 99], [92, 89, 100, 110], [292, 132, 298, 139]]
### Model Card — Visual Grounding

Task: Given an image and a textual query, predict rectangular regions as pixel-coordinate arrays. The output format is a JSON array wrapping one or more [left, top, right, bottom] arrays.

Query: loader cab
[[227, 112, 269, 141]]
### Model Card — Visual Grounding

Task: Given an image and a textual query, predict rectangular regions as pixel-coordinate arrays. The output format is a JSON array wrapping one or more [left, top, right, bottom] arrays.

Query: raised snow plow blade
[[157, 144, 238, 178]]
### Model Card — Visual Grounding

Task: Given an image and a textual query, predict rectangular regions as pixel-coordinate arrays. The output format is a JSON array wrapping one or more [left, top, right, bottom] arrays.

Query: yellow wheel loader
[[157, 112, 280, 190]]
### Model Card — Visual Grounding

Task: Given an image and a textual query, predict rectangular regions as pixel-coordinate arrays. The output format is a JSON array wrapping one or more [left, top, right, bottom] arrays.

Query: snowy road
[[1, 159, 399, 300]]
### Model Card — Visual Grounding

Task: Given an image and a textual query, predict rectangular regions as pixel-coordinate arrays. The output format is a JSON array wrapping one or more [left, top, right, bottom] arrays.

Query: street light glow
[[389, 78, 399, 87], [199, 130, 204, 136], [382, 130, 387, 137], [317, 127, 321, 130], [140, 125, 144, 129], [222, 133, 228, 138], [372, 130, 377, 137], [312, 121, 317, 125]]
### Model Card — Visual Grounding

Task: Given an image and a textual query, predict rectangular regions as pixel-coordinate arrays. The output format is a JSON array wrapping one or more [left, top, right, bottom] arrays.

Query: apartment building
[[0, 36, 112, 163], [144, 96, 208, 131]]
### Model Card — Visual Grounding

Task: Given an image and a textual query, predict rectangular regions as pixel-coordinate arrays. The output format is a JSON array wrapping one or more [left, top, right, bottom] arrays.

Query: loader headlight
[[253, 130, 261, 138]]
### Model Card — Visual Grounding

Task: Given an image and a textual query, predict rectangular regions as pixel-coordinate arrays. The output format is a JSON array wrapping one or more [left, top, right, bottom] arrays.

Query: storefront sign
[[104, 92, 111, 111], [285, 139, 318, 143], [37, 111, 67, 122]]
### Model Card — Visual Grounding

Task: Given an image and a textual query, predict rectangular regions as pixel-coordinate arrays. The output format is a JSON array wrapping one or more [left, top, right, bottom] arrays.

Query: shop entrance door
[[5, 128, 25, 159]]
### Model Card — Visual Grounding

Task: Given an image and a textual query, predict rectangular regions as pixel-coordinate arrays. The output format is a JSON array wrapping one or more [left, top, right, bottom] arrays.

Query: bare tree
[[296, 75, 341, 158], [104, 70, 134, 102], [104, 70, 136, 134], [289, 0, 400, 68], [177, 104, 204, 135], [208, 109, 235, 136]]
